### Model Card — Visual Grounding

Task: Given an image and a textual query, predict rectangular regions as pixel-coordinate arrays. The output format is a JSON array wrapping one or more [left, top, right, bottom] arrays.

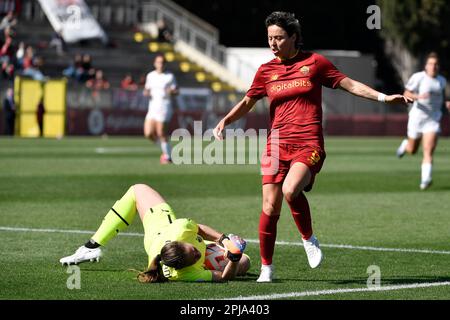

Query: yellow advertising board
[[15, 77, 67, 138]]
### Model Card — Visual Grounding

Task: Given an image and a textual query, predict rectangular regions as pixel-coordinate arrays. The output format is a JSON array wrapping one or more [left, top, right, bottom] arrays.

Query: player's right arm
[[214, 65, 267, 140], [403, 72, 427, 101], [213, 96, 258, 140], [211, 234, 246, 282], [143, 73, 151, 97], [404, 88, 432, 101], [403, 89, 418, 101], [210, 260, 240, 282]]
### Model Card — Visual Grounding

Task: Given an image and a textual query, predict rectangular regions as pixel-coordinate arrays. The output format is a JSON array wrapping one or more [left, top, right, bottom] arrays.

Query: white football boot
[[303, 235, 323, 269], [256, 264, 274, 283], [420, 179, 432, 191], [396, 139, 408, 158], [60, 246, 102, 265]]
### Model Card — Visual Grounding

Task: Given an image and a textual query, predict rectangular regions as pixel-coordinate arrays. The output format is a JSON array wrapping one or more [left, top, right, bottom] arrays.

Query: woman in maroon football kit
[[213, 11, 411, 282]]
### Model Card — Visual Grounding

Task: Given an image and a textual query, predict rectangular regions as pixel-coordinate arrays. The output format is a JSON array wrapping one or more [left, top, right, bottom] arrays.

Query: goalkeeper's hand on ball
[[219, 234, 247, 262]]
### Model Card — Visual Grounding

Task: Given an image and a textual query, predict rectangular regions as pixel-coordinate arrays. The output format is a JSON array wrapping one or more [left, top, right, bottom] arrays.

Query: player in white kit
[[143, 54, 178, 164], [397, 52, 450, 190]]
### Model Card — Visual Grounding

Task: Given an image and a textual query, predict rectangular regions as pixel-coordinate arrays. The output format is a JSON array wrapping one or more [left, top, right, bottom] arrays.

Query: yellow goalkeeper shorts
[[142, 202, 177, 248]]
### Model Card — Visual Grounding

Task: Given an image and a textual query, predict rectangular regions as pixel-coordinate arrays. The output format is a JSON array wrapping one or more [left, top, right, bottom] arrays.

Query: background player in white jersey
[[397, 52, 450, 190], [143, 54, 178, 164]]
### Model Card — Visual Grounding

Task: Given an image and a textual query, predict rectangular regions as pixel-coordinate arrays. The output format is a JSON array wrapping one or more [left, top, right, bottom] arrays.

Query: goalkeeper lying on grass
[[59, 184, 250, 283]]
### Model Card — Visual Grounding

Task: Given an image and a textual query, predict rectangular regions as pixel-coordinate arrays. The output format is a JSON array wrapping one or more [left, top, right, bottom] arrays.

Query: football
[[204, 243, 228, 271]]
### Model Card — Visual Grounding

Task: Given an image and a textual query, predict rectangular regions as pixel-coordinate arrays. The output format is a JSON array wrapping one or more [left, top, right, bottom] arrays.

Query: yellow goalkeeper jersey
[[144, 213, 212, 282]]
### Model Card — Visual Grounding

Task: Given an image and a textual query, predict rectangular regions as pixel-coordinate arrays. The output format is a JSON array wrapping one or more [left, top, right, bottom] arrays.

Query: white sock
[[398, 139, 408, 154], [161, 141, 172, 159], [421, 163, 432, 183]]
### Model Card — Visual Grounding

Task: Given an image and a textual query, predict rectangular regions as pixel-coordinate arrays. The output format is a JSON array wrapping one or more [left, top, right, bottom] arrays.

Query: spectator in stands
[[62, 53, 82, 79], [138, 73, 147, 87], [0, 25, 15, 62], [1, 60, 14, 80], [22, 55, 45, 81], [2, 25, 15, 42], [0, 27, 15, 80], [3, 87, 15, 135], [156, 19, 174, 43], [79, 53, 95, 83], [86, 69, 110, 99], [21, 45, 34, 70], [0, 34, 13, 64], [15, 40, 24, 67], [0, 11, 17, 31], [121, 73, 138, 91]]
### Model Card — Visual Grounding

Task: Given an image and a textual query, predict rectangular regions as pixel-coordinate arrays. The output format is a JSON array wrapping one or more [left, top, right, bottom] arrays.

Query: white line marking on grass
[[95, 147, 151, 154], [225, 281, 450, 300], [245, 239, 450, 255], [0, 226, 143, 237], [2, 226, 450, 255]]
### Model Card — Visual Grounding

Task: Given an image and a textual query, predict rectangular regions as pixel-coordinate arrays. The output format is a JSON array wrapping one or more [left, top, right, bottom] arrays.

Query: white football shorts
[[407, 115, 441, 139], [145, 100, 173, 123]]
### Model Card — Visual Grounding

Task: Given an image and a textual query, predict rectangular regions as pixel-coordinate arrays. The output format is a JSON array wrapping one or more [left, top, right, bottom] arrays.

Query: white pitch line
[[1, 226, 450, 255], [244, 239, 450, 255], [95, 147, 151, 154], [225, 281, 450, 300], [0, 226, 143, 237]]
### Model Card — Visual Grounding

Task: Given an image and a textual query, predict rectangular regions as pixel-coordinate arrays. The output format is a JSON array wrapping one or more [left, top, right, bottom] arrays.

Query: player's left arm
[[169, 84, 179, 96], [338, 77, 413, 105], [169, 74, 179, 96], [197, 224, 223, 242]]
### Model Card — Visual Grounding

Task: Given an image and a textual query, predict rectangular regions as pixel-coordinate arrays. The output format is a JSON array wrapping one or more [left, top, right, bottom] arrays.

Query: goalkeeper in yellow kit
[[59, 184, 250, 283]]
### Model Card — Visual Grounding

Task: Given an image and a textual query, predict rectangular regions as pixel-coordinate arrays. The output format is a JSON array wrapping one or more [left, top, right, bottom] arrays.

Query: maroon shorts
[[261, 143, 326, 192]]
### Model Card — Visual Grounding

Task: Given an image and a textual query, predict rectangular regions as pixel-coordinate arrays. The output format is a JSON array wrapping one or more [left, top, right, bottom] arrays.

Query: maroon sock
[[287, 192, 313, 240], [259, 211, 280, 265]]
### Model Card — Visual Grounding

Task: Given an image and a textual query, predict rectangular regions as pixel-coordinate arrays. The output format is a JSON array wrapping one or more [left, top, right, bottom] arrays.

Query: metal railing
[[141, 0, 227, 65]]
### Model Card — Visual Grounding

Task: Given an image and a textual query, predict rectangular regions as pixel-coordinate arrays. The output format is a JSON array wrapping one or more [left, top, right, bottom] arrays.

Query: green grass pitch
[[1, 136, 450, 300]]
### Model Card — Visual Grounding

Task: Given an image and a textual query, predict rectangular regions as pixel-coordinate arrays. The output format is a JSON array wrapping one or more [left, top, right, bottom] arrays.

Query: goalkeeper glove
[[219, 234, 246, 262]]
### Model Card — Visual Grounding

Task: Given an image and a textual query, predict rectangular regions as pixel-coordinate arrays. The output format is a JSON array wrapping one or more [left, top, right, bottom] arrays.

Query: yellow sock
[[92, 186, 137, 246]]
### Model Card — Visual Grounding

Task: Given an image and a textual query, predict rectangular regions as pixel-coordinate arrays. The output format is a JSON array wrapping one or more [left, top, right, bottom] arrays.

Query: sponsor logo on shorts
[[309, 150, 321, 166]]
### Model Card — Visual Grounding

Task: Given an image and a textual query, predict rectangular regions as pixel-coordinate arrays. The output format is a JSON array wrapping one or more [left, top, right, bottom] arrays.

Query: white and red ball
[[204, 243, 227, 271]]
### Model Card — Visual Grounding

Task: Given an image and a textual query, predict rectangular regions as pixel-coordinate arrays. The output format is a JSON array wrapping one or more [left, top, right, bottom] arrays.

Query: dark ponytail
[[133, 241, 193, 283], [136, 254, 168, 283]]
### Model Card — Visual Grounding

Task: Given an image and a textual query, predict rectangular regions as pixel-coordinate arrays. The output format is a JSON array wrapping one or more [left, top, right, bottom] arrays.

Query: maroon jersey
[[246, 51, 346, 148]]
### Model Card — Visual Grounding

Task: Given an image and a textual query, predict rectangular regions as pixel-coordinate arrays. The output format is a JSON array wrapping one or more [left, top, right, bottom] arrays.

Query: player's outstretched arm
[[338, 77, 413, 105], [213, 96, 258, 140]]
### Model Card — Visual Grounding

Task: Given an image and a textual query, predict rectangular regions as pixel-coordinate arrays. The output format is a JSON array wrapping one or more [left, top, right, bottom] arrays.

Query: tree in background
[[378, 0, 449, 84]]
